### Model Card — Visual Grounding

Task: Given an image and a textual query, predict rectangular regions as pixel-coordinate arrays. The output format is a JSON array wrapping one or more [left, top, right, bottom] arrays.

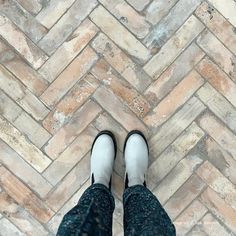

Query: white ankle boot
[[124, 130, 149, 188], [91, 131, 117, 188]]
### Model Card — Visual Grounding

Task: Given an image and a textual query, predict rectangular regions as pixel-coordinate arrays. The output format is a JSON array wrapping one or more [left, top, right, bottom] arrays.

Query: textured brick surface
[[0, 1, 236, 235]]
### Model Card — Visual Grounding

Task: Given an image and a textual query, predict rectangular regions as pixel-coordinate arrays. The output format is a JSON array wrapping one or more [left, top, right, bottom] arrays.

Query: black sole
[[91, 130, 117, 189]]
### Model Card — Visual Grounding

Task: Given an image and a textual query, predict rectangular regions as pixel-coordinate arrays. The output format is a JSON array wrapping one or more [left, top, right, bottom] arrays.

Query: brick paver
[[0, 0, 236, 235]]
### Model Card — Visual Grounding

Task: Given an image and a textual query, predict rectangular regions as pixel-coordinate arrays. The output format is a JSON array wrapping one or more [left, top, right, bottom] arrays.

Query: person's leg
[[57, 183, 115, 235], [57, 131, 117, 236], [123, 130, 176, 236]]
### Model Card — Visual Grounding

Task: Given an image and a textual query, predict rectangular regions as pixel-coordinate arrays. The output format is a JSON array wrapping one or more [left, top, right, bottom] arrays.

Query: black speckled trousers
[[57, 184, 176, 236]]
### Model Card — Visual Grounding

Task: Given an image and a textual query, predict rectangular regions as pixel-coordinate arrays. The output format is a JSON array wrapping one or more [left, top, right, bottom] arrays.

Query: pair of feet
[[91, 130, 149, 189]]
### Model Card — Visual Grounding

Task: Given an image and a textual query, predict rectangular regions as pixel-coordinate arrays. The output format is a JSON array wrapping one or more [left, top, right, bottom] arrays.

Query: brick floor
[[0, 0, 236, 235]]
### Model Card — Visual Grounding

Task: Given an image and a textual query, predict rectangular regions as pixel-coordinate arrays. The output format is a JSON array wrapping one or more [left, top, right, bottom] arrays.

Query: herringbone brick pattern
[[0, 0, 236, 235]]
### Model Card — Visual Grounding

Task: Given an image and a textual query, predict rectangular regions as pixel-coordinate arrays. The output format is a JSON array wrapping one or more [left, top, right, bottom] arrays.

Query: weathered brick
[[43, 73, 99, 134], [0, 116, 51, 173], [99, 0, 150, 38], [199, 114, 236, 158], [174, 200, 208, 235], [164, 174, 206, 220], [197, 83, 236, 133], [144, 42, 205, 105], [16, 0, 42, 14], [0, 217, 24, 236], [0, 65, 49, 121], [40, 46, 98, 108], [39, 19, 98, 82], [0, 140, 52, 198], [46, 154, 90, 212], [91, 59, 150, 118], [195, 2, 236, 54], [90, 6, 150, 63], [44, 100, 102, 159], [144, 0, 201, 49], [200, 187, 236, 234], [205, 137, 236, 185], [153, 154, 203, 204], [92, 33, 151, 92], [144, 70, 204, 128], [0, 15, 48, 69], [196, 161, 236, 211], [0, 192, 48, 235], [148, 122, 205, 186], [207, 0, 236, 27], [0, 41, 48, 96], [36, 0, 76, 28], [38, 0, 98, 55], [43, 125, 97, 185], [145, 0, 178, 25], [0, 0, 47, 43], [144, 15, 204, 78], [93, 86, 147, 133], [149, 97, 206, 158], [197, 58, 236, 107], [197, 30, 236, 81], [127, 0, 150, 11], [0, 166, 54, 223]]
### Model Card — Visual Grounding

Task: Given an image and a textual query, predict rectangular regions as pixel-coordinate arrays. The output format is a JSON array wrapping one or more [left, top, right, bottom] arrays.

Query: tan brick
[[197, 30, 236, 81], [197, 83, 236, 133], [145, 0, 178, 25], [99, 0, 150, 38], [144, 0, 202, 49], [148, 122, 205, 187], [197, 58, 236, 107], [144, 15, 204, 78], [46, 154, 90, 212], [44, 100, 101, 159], [112, 172, 124, 201], [153, 154, 203, 204], [92, 33, 151, 92], [93, 112, 127, 151], [207, 0, 236, 27], [0, 15, 47, 69], [200, 187, 236, 234], [205, 137, 236, 185], [36, 0, 76, 28], [196, 161, 236, 211], [92, 59, 150, 118], [0, 65, 49, 121], [0, 0, 47, 43], [47, 180, 90, 234], [40, 46, 98, 108], [199, 114, 236, 158], [144, 43, 205, 105], [0, 41, 48, 96], [90, 6, 150, 63], [16, 0, 42, 14], [195, 2, 236, 54], [174, 200, 208, 235], [199, 213, 232, 236], [127, 0, 150, 11], [144, 70, 204, 128], [38, 0, 98, 55], [149, 97, 206, 159], [0, 192, 48, 236], [164, 174, 206, 220], [0, 140, 52, 198], [0, 166, 54, 223], [0, 116, 51, 173], [43, 125, 97, 185], [0, 217, 24, 236], [43, 74, 99, 134], [93, 86, 147, 133], [39, 19, 98, 82]]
